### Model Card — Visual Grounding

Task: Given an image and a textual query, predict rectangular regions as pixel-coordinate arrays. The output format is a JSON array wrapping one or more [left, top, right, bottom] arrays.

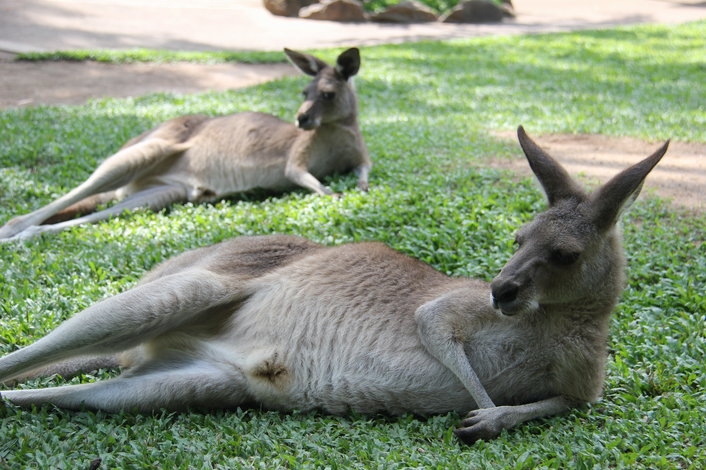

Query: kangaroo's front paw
[[317, 185, 336, 197], [318, 185, 342, 198], [454, 407, 513, 445], [357, 180, 369, 192]]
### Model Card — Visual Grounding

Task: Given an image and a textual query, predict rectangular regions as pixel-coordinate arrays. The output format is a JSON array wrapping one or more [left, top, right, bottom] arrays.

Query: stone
[[441, 0, 505, 23], [500, 0, 515, 18], [370, 1, 438, 23], [263, 0, 317, 18], [299, 0, 367, 22]]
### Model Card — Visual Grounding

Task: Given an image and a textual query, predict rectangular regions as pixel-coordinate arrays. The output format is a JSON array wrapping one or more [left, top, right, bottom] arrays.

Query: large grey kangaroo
[[0, 47, 371, 242], [0, 127, 668, 444]]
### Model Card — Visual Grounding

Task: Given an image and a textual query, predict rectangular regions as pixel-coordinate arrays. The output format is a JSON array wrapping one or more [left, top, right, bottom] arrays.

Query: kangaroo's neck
[[305, 114, 361, 143], [538, 269, 625, 341], [325, 112, 359, 130], [550, 231, 626, 323], [541, 296, 615, 335]]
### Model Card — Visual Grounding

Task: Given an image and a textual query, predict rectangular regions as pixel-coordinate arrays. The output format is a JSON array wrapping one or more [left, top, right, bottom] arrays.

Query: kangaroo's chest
[[467, 323, 606, 406], [307, 131, 362, 176]]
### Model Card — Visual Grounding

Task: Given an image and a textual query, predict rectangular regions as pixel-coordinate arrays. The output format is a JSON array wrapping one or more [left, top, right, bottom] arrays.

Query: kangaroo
[[0, 127, 668, 444], [0, 47, 371, 242]]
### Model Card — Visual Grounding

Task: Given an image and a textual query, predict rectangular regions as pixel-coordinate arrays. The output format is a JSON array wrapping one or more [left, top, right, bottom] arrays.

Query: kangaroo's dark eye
[[301, 90, 307, 97], [322, 92, 336, 100], [550, 249, 580, 266]]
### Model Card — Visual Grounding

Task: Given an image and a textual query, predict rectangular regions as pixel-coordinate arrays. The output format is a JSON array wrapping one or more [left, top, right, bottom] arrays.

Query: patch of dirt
[[492, 131, 706, 213], [0, 59, 703, 213], [0, 59, 296, 107]]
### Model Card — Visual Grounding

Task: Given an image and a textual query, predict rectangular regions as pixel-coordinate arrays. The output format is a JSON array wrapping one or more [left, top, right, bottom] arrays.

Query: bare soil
[[0, 57, 296, 107], [1, 58, 703, 213]]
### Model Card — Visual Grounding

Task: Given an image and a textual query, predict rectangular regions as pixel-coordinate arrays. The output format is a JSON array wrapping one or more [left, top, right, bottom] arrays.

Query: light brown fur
[[0, 128, 668, 444], [0, 48, 371, 242]]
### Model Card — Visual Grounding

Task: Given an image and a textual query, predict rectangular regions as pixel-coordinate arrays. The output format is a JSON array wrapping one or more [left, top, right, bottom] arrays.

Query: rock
[[441, 0, 505, 23], [500, 0, 515, 18], [263, 0, 317, 18], [299, 0, 367, 22], [370, 1, 438, 23]]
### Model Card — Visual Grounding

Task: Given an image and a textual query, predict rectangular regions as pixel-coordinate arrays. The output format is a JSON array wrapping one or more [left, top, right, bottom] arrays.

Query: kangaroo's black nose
[[491, 281, 519, 305], [297, 114, 310, 128]]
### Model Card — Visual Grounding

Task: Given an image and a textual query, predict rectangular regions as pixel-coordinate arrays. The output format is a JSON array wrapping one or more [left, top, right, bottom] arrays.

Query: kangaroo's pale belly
[[146, 112, 297, 198], [209, 277, 476, 415], [153, 150, 292, 200]]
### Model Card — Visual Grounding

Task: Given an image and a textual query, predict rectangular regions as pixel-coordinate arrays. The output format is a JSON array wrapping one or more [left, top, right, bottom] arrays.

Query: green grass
[[2, 22, 706, 468], [16, 48, 287, 64]]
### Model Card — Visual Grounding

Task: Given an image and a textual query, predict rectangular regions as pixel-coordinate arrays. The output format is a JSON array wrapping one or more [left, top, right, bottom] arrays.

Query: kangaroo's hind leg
[[1, 354, 119, 387], [2, 357, 250, 412], [0, 268, 244, 385], [11, 184, 187, 241], [0, 129, 193, 241], [40, 190, 119, 225]]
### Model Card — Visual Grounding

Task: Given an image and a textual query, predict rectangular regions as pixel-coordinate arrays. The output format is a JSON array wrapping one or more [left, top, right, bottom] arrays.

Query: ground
[[0, 55, 294, 107], [1, 56, 703, 213]]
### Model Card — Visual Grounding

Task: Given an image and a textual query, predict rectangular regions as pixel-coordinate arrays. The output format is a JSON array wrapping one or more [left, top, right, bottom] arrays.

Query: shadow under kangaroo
[[0, 128, 668, 444], [0, 47, 371, 242]]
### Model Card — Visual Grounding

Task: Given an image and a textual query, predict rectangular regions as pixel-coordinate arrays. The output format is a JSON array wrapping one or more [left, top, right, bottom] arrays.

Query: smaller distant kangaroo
[[0, 47, 371, 242], [0, 127, 668, 444]]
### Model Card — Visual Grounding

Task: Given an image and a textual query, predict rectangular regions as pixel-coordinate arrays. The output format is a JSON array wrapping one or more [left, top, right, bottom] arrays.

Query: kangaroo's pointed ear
[[517, 126, 585, 206], [284, 48, 328, 76], [335, 48, 360, 80], [590, 140, 669, 230]]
